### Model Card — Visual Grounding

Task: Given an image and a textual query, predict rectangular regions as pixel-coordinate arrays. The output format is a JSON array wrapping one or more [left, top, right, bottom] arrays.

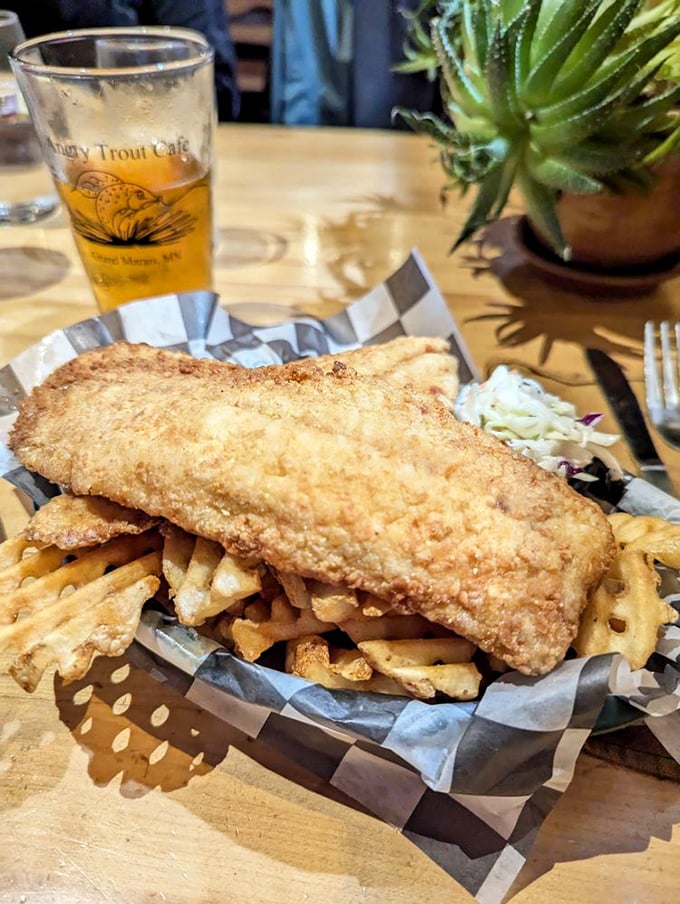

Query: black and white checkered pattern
[[1, 251, 678, 904]]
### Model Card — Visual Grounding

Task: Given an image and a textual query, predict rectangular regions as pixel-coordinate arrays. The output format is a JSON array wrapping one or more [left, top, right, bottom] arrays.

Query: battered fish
[[9, 342, 615, 675], [24, 493, 158, 549], [314, 336, 460, 409]]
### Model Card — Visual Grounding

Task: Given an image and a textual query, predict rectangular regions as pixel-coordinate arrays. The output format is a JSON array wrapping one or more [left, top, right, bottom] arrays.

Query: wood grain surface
[[0, 124, 678, 903]]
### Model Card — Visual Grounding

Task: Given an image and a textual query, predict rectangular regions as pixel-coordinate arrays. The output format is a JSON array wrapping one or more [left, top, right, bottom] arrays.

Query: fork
[[644, 321, 680, 449]]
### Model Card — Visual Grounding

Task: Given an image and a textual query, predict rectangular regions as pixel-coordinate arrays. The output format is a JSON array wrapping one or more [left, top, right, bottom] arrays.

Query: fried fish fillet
[[314, 336, 460, 409], [24, 493, 158, 549], [9, 341, 615, 675]]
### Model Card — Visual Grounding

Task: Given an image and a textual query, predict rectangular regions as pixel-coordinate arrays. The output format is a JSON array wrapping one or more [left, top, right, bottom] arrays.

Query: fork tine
[[644, 320, 661, 416]]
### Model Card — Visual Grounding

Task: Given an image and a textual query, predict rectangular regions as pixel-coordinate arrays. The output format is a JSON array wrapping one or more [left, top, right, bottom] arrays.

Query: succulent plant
[[397, 0, 680, 260]]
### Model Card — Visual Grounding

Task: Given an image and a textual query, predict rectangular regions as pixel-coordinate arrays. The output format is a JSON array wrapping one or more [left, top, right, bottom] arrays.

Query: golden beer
[[12, 27, 216, 312], [56, 150, 213, 312]]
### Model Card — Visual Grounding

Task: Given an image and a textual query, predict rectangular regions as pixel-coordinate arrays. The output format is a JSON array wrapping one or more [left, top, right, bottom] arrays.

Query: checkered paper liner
[[0, 251, 678, 904]]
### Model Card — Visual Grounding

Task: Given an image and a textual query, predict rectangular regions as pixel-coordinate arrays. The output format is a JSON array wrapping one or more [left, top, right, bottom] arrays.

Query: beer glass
[[11, 28, 215, 311]]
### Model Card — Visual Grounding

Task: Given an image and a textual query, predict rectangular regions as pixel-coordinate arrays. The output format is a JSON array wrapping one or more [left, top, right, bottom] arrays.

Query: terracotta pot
[[533, 155, 680, 270]]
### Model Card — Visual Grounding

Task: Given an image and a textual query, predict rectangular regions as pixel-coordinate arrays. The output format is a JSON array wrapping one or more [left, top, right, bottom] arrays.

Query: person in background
[[3, 0, 240, 120], [271, 0, 439, 128]]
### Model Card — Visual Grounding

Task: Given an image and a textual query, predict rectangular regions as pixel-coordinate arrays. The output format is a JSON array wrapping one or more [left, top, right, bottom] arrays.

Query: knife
[[586, 347, 676, 496]]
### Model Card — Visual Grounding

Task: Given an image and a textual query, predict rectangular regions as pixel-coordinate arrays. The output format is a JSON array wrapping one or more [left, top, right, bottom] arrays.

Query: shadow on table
[[0, 247, 70, 299], [52, 651, 680, 898], [54, 649, 368, 815], [52, 651, 449, 895], [458, 217, 679, 371], [508, 752, 680, 896]]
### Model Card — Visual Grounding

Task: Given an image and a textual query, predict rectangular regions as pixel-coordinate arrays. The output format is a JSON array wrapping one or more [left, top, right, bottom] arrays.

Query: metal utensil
[[587, 346, 675, 496], [644, 320, 680, 450]]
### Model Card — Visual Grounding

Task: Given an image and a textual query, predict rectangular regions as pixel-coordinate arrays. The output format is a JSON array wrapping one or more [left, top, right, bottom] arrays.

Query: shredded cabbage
[[454, 366, 622, 482]]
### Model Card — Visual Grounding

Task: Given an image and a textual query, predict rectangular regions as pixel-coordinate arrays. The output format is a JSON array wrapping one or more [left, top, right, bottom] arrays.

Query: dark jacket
[[271, 0, 439, 128], [7, 0, 239, 120]]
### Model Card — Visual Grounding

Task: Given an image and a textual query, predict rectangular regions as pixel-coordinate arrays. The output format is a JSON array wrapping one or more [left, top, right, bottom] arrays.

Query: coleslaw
[[454, 366, 622, 482]]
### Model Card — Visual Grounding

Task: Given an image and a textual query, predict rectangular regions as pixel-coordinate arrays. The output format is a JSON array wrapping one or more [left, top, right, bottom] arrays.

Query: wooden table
[[0, 124, 678, 903]]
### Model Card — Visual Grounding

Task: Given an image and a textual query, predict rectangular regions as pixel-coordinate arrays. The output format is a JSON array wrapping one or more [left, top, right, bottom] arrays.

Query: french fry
[[358, 637, 481, 700], [9, 574, 160, 692], [276, 570, 311, 609], [210, 550, 262, 614], [339, 611, 453, 644], [286, 635, 407, 696], [172, 536, 226, 625], [574, 514, 678, 670], [0, 543, 162, 691], [231, 594, 335, 662], [163, 526, 262, 624], [0, 532, 160, 624], [0, 544, 67, 599], [0, 534, 44, 570], [308, 580, 359, 623], [161, 523, 196, 598], [5, 486, 678, 703], [626, 521, 680, 569], [384, 663, 481, 700], [359, 593, 393, 618], [358, 637, 476, 667]]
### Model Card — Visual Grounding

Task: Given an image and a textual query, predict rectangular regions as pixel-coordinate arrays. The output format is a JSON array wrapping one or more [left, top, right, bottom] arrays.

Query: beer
[[56, 150, 213, 312], [11, 27, 216, 312]]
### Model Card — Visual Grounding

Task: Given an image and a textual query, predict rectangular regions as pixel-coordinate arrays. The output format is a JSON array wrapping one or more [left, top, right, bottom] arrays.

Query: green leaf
[[553, 0, 641, 98], [605, 87, 680, 137], [465, 0, 492, 72], [531, 95, 617, 151], [612, 0, 678, 53], [609, 16, 680, 97], [485, 23, 518, 126], [452, 162, 508, 249], [393, 56, 439, 75], [615, 58, 665, 108], [514, 0, 543, 88], [492, 154, 520, 218], [539, 40, 659, 126], [431, 16, 486, 116], [532, 22, 680, 148], [524, 149, 604, 193], [392, 108, 461, 145], [625, 0, 679, 32], [460, 1, 481, 70], [555, 139, 647, 176], [498, 0, 530, 31], [515, 166, 567, 259], [524, 1, 602, 105], [531, 0, 601, 69], [642, 122, 680, 166]]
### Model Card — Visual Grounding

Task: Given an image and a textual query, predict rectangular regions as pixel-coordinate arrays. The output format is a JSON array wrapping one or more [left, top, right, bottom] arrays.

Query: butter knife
[[586, 347, 676, 496]]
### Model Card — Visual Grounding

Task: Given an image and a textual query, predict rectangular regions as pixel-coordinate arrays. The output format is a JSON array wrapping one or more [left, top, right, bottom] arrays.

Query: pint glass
[[11, 28, 215, 311]]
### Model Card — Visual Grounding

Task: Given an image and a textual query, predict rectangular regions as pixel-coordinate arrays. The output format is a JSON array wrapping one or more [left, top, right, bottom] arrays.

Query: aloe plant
[[397, 0, 680, 260]]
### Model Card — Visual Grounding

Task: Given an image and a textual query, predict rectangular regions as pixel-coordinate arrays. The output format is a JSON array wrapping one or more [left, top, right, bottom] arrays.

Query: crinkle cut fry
[[0, 528, 163, 690], [9, 573, 160, 692], [574, 513, 678, 670]]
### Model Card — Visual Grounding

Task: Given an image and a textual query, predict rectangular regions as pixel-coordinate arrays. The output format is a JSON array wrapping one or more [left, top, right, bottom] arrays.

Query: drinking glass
[[11, 27, 216, 311], [0, 10, 59, 224]]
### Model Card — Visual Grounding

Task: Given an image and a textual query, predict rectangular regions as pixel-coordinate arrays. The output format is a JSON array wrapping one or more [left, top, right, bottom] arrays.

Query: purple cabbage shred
[[579, 412, 602, 427], [558, 459, 583, 477]]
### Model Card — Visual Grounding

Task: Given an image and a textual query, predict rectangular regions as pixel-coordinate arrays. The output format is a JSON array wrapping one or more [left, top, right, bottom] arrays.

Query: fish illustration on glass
[[67, 171, 197, 245]]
